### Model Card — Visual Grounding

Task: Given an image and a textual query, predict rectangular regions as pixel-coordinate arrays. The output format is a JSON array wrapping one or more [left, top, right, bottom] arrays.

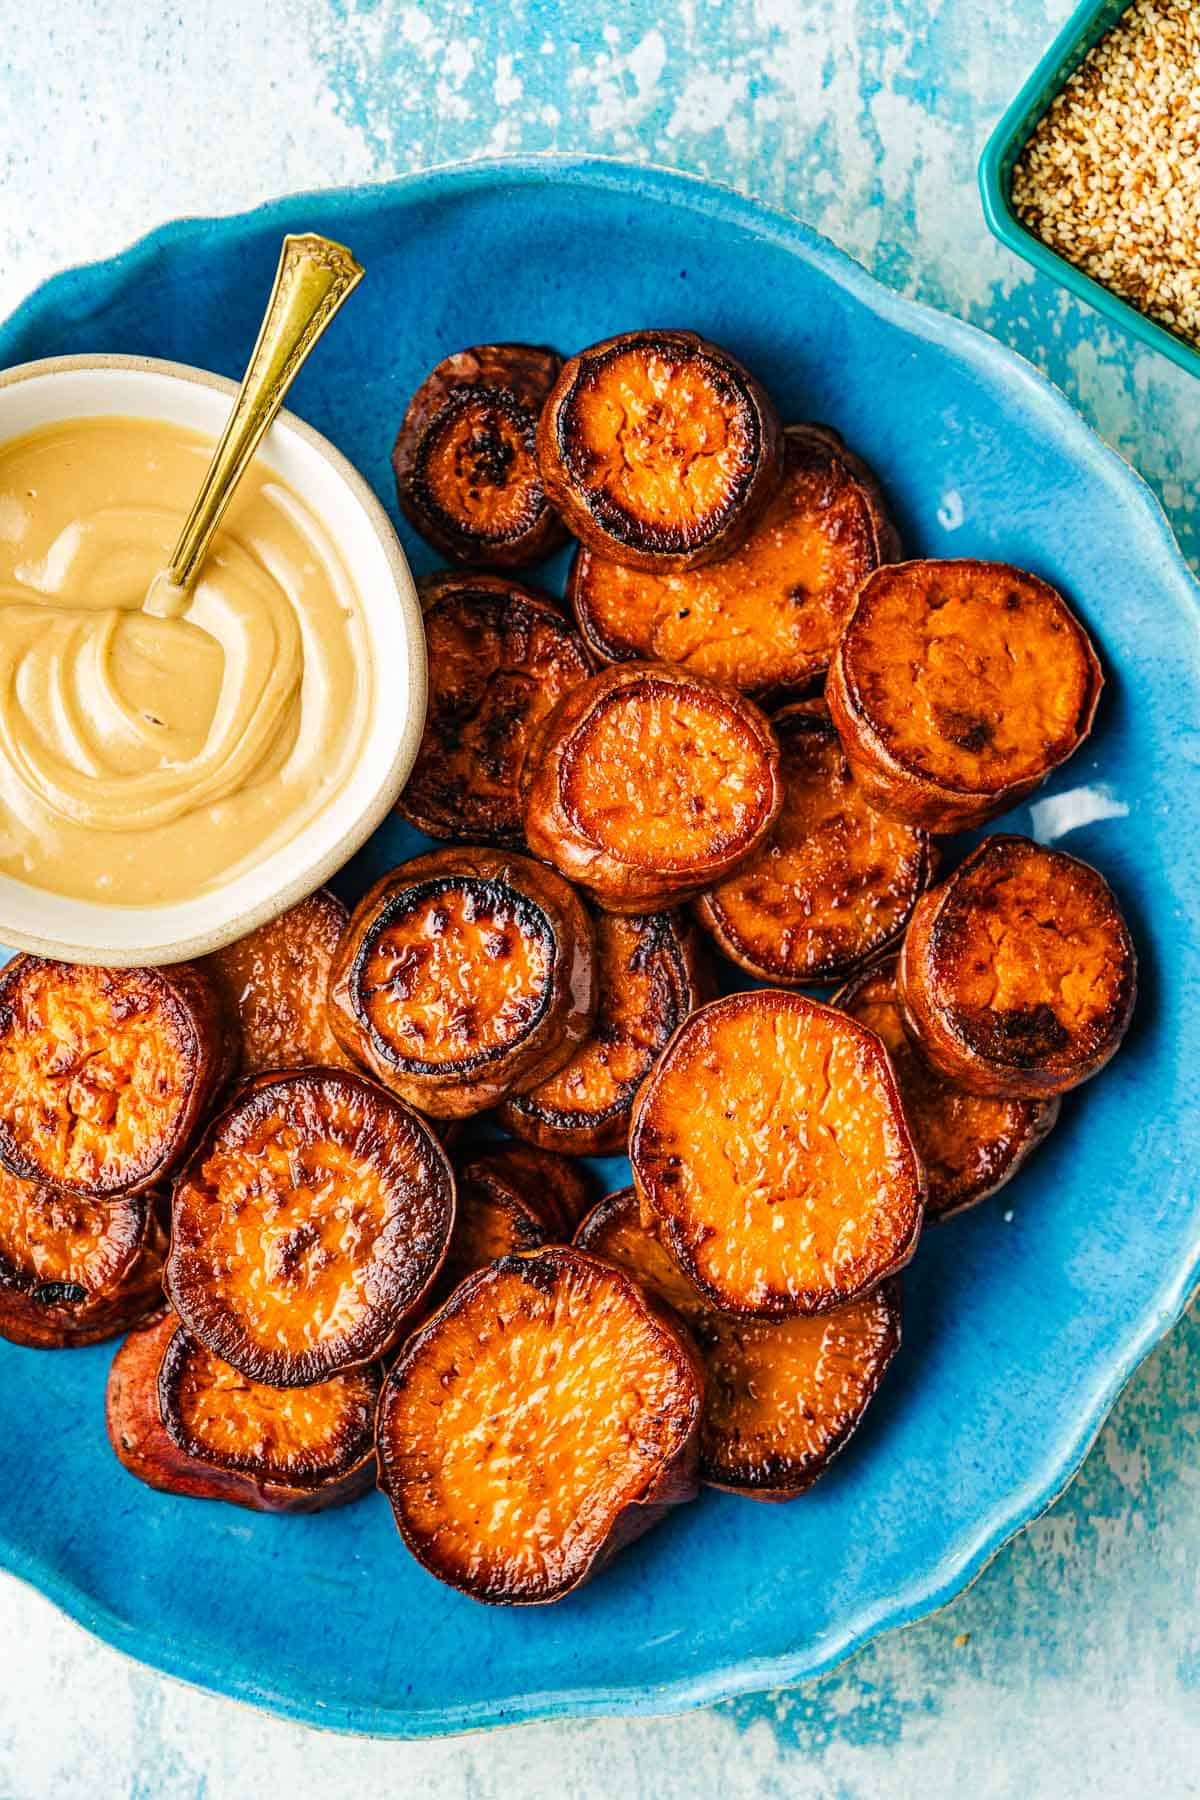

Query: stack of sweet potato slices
[[0, 326, 1136, 1608]]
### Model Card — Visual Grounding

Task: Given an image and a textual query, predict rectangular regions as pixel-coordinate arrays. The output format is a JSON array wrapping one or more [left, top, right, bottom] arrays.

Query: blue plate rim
[[2, 152, 1198, 1738]]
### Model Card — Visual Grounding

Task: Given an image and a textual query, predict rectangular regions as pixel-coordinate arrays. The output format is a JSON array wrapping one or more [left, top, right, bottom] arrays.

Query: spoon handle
[[159, 232, 363, 598]]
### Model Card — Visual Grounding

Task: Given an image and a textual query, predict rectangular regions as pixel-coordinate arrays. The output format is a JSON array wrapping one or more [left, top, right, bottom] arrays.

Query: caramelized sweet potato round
[[106, 1311, 379, 1513], [395, 574, 593, 845], [576, 1189, 901, 1499], [899, 835, 1136, 1099], [827, 559, 1103, 831], [501, 909, 709, 1153], [0, 957, 230, 1198], [391, 343, 567, 567], [523, 663, 783, 912], [537, 330, 783, 571], [204, 889, 353, 1077], [328, 848, 596, 1117], [0, 1165, 165, 1349], [166, 1068, 455, 1386], [835, 954, 1059, 1218], [431, 1153, 558, 1301], [695, 701, 934, 985], [377, 1246, 704, 1604], [568, 424, 897, 699], [462, 1142, 593, 1237], [630, 989, 924, 1317]]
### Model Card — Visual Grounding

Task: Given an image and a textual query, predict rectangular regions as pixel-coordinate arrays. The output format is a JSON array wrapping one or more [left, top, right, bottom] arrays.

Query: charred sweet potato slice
[[899, 835, 1136, 1099], [463, 1142, 593, 1237], [204, 889, 352, 1077], [0, 957, 230, 1198], [537, 330, 783, 571], [827, 559, 1103, 831], [0, 1163, 165, 1349], [106, 1311, 379, 1512], [523, 663, 783, 912], [631, 989, 924, 1317], [395, 574, 593, 845], [431, 1154, 557, 1301], [576, 1189, 901, 1499], [835, 954, 1059, 1218], [392, 343, 567, 567], [501, 909, 709, 1153], [166, 1068, 455, 1386], [568, 425, 897, 699], [328, 848, 596, 1117], [376, 1246, 704, 1604], [695, 701, 934, 985]]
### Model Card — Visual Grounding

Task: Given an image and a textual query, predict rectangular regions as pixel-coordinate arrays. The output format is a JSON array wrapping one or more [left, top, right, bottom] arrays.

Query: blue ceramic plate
[[0, 158, 1197, 1738]]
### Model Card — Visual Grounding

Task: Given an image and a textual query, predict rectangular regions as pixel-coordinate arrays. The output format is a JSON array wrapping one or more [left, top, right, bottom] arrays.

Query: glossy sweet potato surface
[[568, 424, 896, 698], [432, 1152, 558, 1300], [107, 1311, 378, 1512], [376, 1246, 704, 1604], [537, 330, 783, 570], [0, 1164, 165, 1348], [392, 343, 566, 566], [0, 957, 229, 1198], [205, 889, 352, 1077], [631, 989, 924, 1316], [160, 1324, 379, 1491], [328, 848, 596, 1117], [523, 662, 783, 911], [501, 908, 708, 1153], [466, 1141, 592, 1237], [166, 1068, 455, 1386], [835, 954, 1059, 1218], [395, 574, 593, 846], [899, 835, 1136, 1099], [695, 701, 934, 985], [827, 559, 1103, 831], [576, 1188, 901, 1498]]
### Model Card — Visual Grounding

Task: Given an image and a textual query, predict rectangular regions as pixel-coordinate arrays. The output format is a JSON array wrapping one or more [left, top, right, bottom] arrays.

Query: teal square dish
[[979, 0, 1200, 381]]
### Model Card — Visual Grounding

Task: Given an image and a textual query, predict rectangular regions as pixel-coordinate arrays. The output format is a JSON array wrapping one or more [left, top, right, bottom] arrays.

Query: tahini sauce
[[0, 416, 369, 905]]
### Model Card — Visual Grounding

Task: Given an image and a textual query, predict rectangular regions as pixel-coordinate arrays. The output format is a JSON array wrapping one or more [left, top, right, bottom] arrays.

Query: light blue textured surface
[[1, 2, 1198, 1794]]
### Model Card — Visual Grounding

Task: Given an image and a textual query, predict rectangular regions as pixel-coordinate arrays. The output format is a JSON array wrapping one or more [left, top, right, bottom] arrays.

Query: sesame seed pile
[[1011, 0, 1200, 346]]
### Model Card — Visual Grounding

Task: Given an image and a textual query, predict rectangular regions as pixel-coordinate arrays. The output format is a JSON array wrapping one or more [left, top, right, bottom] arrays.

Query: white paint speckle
[[937, 488, 965, 530]]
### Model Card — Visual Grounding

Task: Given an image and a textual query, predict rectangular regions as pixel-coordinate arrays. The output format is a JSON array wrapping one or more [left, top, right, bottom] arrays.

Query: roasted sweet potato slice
[[391, 343, 567, 567], [576, 1189, 901, 1499], [835, 954, 1059, 1218], [431, 1152, 559, 1301], [462, 1142, 593, 1237], [501, 909, 709, 1152], [166, 1068, 455, 1386], [395, 574, 593, 845], [537, 330, 783, 571], [827, 559, 1103, 831], [376, 1246, 704, 1603], [107, 1311, 379, 1513], [204, 889, 352, 1077], [328, 848, 596, 1117], [523, 663, 783, 912], [899, 835, 1136, 1099], [568, 425, 897, 699], [0, 957, 230, 1199], [630, 989, 924, 1316], [695, 701, 934, 984], [0, 1164, 165, 1349]]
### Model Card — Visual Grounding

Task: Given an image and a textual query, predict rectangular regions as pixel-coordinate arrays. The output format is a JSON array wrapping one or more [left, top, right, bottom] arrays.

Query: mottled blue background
[[1, 1, 1197, 1793]]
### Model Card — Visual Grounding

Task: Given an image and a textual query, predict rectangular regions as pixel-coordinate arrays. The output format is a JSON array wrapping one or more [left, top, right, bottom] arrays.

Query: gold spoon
[[145, 231, 363, 617]]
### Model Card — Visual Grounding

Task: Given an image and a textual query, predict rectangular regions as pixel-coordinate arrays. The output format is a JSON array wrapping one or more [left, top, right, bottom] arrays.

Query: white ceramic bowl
[[0, 353, 424, 966]]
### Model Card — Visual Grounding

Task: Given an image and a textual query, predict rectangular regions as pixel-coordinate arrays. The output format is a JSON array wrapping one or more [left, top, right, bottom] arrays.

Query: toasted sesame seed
[[1011, 0, 1200, 346]]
